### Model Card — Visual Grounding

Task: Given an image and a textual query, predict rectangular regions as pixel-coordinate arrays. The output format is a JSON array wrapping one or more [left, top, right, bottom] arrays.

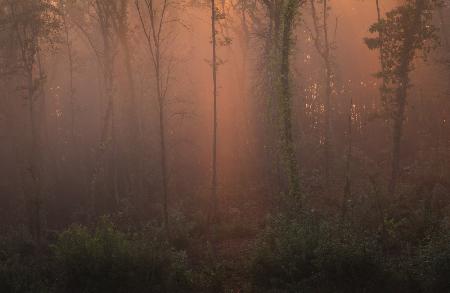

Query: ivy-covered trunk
[[277, 0, 300, 200]]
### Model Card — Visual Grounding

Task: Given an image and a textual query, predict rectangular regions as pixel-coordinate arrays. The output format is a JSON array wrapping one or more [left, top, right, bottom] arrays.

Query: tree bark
[[389, 0, 425, 194], [278, 0, 300, 199], [210, 0, 219, 233]]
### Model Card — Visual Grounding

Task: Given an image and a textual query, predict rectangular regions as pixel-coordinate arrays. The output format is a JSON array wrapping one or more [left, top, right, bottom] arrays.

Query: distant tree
[[59, 0, 76, 144], [209, 0, 219, 237], [338, 96, 353, 221], [110, 0, 143, 198], [306, 0, 334, 188], [67, 0, 121, 216], [365, 0, 438, 194], [136, 0, 175, 234], [0, 0, 60, 242], [70, 0, 143, 216]]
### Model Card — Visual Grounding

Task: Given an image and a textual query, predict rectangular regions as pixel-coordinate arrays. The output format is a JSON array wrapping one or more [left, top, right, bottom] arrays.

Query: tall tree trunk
[[61, 0, 76, 144], [342, 98, 353, 220], [155, 51, 169, 235], [278, 0, 300, 200], [375, 0, 389, 108], [263, 2, 283, 199], [389, 0, 425, 194], [114, 0, 143, 198], [9, 0, 43, 243], [88, 0, 117, 217], [310, 0, 332, 188], [36, 48, 49, 240], [322, 0, 332, 188], [27, 69, 42, 244], [135, 0, 171, 234], [389, 72, 407, 194], [210, 0, 219, 231]]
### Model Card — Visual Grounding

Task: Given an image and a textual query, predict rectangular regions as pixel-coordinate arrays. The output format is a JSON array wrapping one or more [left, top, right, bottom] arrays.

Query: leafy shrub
[[168, 209, 196, 250], [250, 215, 389, 292], [414, 231, 450, 293], [313, 230, 388, 292], [53, 219, 192, 293], [0, 230, 53, 293], [193, 243, 227, 293]]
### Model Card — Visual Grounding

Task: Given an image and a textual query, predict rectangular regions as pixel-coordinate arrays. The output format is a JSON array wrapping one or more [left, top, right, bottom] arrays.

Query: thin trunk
[[89, 0, 116, 217], [36, 48, 49, 241], [61, 0, 76, 143], [310, 0, 332, 188], [210, 0, 219, 230], [114, 1, 143, 198], [156, 49, 169, 234], [135, 0, 170, 233], [264, 5, 282, 198], [323, 0, 331, 188], [27, 70, 42, 244], [89, 83, 114, 217], [342, 98, 353, 220], [121, 39, 145, 198], [122, 40, 139, 135], [389, 76, 407, 194], [236, 8, 250, 191], [376, 0, 389, 108], [370, 175, 386, 249]]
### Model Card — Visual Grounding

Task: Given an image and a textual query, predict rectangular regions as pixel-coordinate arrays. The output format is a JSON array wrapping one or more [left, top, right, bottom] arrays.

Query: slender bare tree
[[136, 0, 174, 233], [209, 0, 219, 234], [4, 0, 59, 242], [308, 0, 333, 188]]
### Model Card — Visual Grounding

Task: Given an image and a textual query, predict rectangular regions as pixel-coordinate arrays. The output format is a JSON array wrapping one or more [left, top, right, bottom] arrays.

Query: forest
[[0, 0, 450, 292]]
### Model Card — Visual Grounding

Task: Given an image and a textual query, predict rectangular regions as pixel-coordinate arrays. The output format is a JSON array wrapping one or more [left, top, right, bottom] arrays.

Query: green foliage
[[414, 231, 450, 292], [364, 0, 438, 113], [52, 218, 192, 292], [250, 215, 389, 292], [0, 0, 61, 56], [0, 230, 53, 293], [168, 208, 196, 250], [194, 245, 226, 293]]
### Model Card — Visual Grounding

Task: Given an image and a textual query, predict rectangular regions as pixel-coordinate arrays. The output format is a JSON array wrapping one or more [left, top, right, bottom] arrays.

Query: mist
[[1, 0, 450, 292]]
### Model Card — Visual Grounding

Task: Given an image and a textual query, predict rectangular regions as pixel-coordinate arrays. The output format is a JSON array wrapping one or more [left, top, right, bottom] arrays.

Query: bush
[[414, 231, 450, 293], [193, 243, 227, 293], [53, 219, 192, 293], [168, 209, 196, 250], [250, 215, 389, 292], [0, 230, 53, 293]]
